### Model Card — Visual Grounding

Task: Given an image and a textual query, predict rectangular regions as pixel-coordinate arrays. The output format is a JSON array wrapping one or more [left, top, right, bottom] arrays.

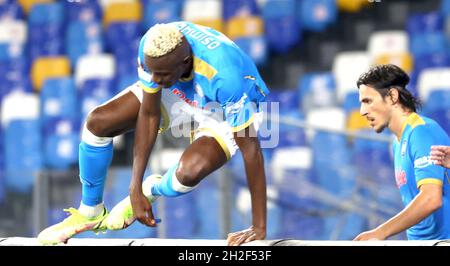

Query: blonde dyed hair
[[143, 23, 183, 58]]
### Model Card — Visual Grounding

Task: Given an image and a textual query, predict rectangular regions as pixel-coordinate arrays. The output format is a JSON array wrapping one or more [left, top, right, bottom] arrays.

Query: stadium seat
[[17, 0, 53, 14], [410, 32, 447, 58], [234, 36, 267, 66], [367, 31, 409, 59], [305, 107, 345, 142], [1, 91, 39, 128], [266, 89, 299, 114], [342, 91, 360, 114], [103, 2, 142, 27], [262, 0, 296, 19], [142, 0, 181, 28], [0, 20, 27, 62], [299, 0, 337, 32], [417, 67, 450, 102], [65, 0, 102, 23], [0, 58, 31, 101], [43, 118, 80, 169], [373, 53, 413, 73], [264, 16, 301, 54], [74, 54, 116, 87], [226, 16, 263, 40], [426, 109, 450, 133], [164, 192, 199, 238], [65, 21, 104, 67], [4, 119, 42, 193], [297, 72, 336, 113], [407, 12, 444, 35], [194, 176, 220, 238], [346, 109, 369, 132], [336, 0, 368, 13], [223, 0, 259, 21], [30, 56, 71, 91], [0, 1, 24, 20], [182, 0, 222, 22], [332, 51, 370, 103], [413, 52, 450, 74], [28, 2, 64, 25], [422, 89, 450, 115], [40, 78, 78, 126]]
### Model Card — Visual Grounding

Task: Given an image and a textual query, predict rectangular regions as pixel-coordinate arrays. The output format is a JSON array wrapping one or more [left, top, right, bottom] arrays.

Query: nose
[[360, 104, 368, 117]]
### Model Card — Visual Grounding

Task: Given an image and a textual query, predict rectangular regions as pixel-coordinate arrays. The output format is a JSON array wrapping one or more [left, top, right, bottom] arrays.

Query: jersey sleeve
[[409, 125, 446, 188], [215, 70, 258, 132]]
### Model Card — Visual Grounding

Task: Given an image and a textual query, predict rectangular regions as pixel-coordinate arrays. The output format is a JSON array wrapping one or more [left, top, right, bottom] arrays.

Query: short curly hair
[[143, 23, 183, 58]]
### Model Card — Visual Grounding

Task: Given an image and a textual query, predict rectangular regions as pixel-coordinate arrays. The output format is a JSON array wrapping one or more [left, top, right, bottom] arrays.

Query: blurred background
[[0, 0, 449, 241]]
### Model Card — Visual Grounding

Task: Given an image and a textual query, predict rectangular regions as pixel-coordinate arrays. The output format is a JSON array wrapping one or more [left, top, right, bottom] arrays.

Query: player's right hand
[[130, 190, 157, 227]]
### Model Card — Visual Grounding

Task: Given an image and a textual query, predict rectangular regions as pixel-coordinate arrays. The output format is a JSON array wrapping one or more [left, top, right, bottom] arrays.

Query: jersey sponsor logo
[[395, 168, 407, 188], [414, 156, 432, 169], [177, 23, 221, 50], [172, 88, 199, 108]]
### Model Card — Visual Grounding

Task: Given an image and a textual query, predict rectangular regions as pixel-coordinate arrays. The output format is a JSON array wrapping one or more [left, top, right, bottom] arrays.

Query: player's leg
[[106, 121, 235, 230], [37, 85, 142, 245]]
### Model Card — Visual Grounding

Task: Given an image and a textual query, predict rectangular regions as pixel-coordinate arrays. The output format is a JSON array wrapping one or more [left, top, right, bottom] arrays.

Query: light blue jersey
[[392, 113, 450, 240], [137, 21, 269, 132]]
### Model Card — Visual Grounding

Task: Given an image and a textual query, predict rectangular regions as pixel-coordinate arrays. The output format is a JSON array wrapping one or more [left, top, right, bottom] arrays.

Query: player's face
[[359, 84, 392, 133], [146, 54, 189, 88]]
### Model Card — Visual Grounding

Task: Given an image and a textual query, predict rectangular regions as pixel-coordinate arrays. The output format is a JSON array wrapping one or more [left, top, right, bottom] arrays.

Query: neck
[[390, 106, 413, 141]]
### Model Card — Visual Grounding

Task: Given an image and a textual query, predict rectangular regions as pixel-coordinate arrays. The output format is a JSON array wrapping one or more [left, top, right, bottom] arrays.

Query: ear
[[388, 88, 400, 105]]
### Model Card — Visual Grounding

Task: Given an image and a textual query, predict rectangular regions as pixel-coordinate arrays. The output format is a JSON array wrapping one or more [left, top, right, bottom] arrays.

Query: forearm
[[243, 148, 267, 230], [377, 192, 440, 238], [130, 111, 160, 192]]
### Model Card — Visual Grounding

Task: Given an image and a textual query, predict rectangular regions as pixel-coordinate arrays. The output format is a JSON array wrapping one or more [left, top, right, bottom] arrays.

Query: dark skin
[[87, 37, 266, 245]]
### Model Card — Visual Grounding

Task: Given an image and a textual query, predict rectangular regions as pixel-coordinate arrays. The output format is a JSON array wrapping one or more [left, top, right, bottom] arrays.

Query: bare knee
[[86, 107, 111, 137], [175, 160, 205, 187]]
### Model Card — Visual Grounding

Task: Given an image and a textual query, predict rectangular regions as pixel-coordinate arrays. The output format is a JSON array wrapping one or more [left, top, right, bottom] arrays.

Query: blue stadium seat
[[422, 89, 450, 115], [264, 16, 301, 54], [164, 192, 199, 238], [427, 109, 450, 133], [142, 0, 181, 28], [234, 36, 267, 66], [266, 89, 299, 114], [28, 2, 65, 25], [40, 78, 78, 126], [0, 126, 4, 203], [442, 0, 450, 15], [342, 91, 360, 114], [0, 1, 24, 20], [66, 21, 104, 67], [4, 119, 42, 193], [410, 32, 447, 58], [65, 0, 102, 23], [297, 72, 336, 112], [413, 52, 450, 73], [194, 176, 220, 238], [222, 0, 259, 21], [299, 0, 337, 32], [262, 0, 296, 19], [106, 22, 141, 54], [44, 131, 79, 170], [407, 12, 444, 35], [29, 24, 65, 61]]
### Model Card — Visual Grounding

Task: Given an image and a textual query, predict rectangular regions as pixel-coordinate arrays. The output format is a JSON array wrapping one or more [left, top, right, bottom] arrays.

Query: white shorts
[[121, 82, 263, 160]]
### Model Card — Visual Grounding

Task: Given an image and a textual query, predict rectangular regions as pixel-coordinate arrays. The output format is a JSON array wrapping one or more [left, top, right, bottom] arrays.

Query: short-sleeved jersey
[[392, 112, 450, 240], [137, 21, 269, 132]]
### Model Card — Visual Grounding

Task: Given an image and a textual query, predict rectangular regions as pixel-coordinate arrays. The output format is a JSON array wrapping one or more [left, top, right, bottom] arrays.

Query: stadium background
[[0, 0, 449, 241]]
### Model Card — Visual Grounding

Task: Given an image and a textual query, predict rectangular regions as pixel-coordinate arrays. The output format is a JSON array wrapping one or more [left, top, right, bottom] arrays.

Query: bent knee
[[175, 161, 205, 187], [86, 107, 110, 137]]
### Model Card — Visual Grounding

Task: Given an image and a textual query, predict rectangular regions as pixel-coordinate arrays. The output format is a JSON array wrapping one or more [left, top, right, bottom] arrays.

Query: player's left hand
[[227, 226, 266, 246], [353, 228, 386, 241]]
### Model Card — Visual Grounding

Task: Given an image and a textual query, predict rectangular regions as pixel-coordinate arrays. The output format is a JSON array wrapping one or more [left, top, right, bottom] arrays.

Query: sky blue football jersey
[[392, 112, 450, 240], [137, 21, 269, 132]]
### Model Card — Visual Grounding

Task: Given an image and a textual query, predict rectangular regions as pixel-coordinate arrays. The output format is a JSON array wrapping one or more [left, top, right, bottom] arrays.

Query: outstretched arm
[[129, 89, 162, 227], [354, 183, 442, 240], [227, 125, 267, 246], [430, 145, 450, 169]]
